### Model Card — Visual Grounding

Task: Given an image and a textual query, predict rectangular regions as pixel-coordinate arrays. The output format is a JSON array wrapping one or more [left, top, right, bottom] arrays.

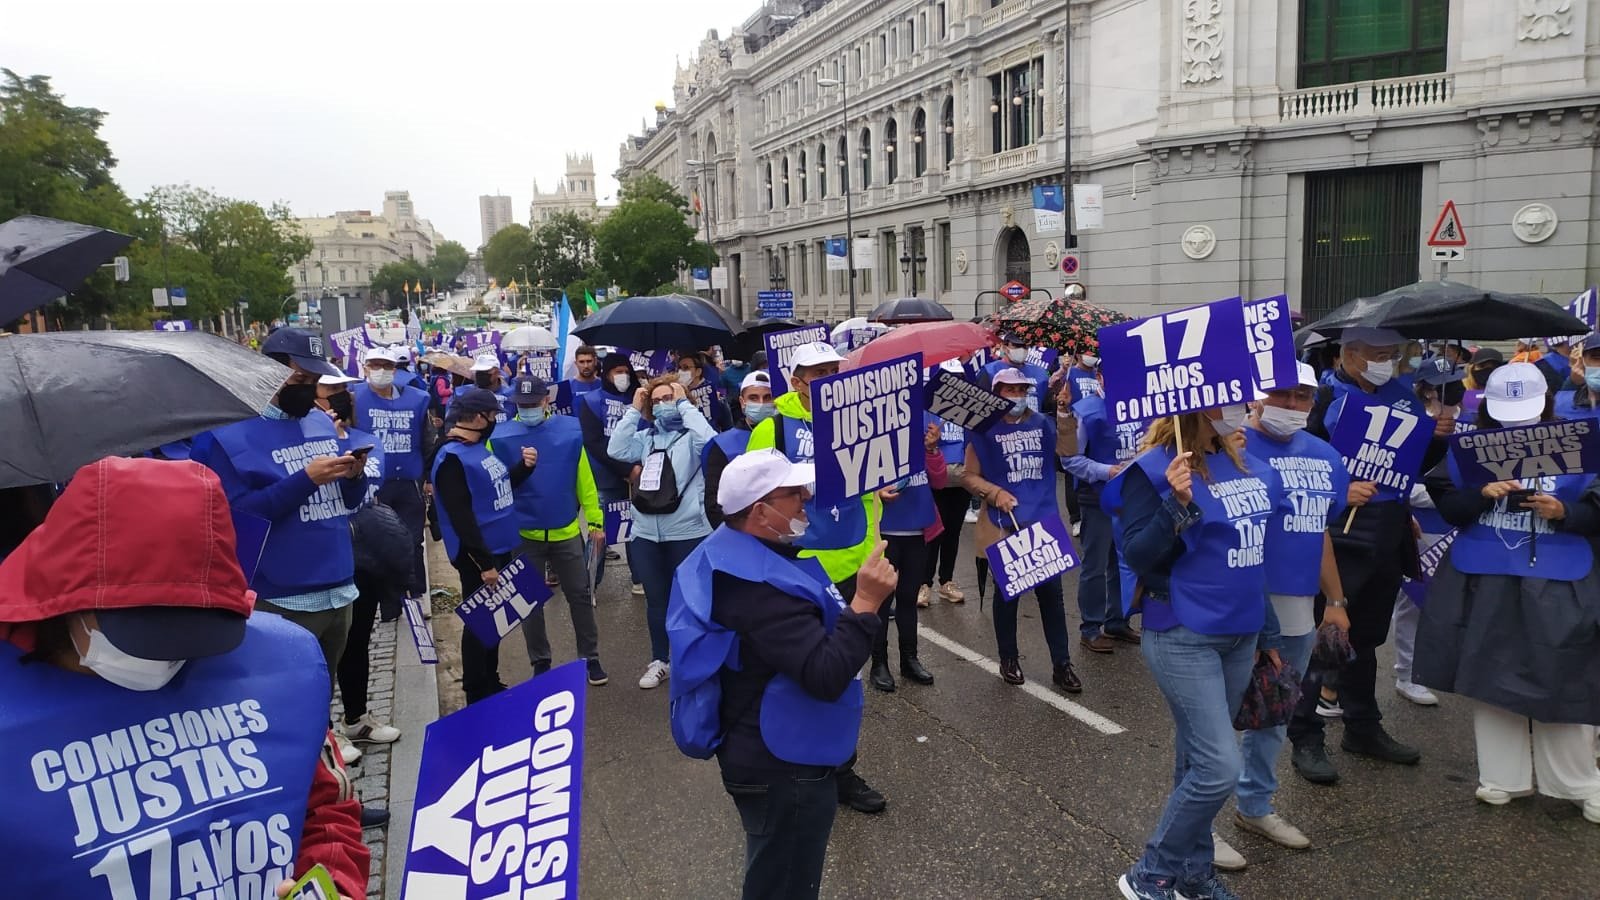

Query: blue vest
[[202, 415, 355, 594], [491, 416, 584, 533], [982, 360, 1050, 412], [351, 383, 429, 481], [931, 415, 966, 466], [567, 378, 602, 400], [1446, 463, 1593, 580], [344, 426, 387, 505], [0, 614, 330, 898], [1244, 430, 1349, 597], [880, 470, 935, 532], [779, 414, 869, 552], [1321, 377, 1425, 503], [1131, 446, 1281, 634], [430, 441, 520, 559], [1554, 389, 1600, 423], [581, 389, 634, 493], [1066, 369, 1103, 405], [970, 413, 1058, 527], [667, 526, 863, 766], [702, 427, 751, 468]]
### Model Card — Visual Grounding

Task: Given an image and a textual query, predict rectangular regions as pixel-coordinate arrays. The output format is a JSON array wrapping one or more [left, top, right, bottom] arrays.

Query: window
[[859, 235, 873, 295], [837, 135, 850, 191], [942, 96, 955, 169], [338, 268, 347, 282], [1302, 164, 1423, 320], [816, 240, 829, 296], [781, 158, 791, 207], [797, 243, 808, 295], [1299, 0, 1448, 88], [859, 127, 873, 188], [764, 162, 774, 210], [937, 3, 947, 39], [988, 59, 1044, 153], [883, 230, 898, 294], [817, 143, 828, 198], [798, 150, 808, 202], [885, 119, 899, 182], [939, 222, 952, 291], [880, 34, 888, 68], [907, 226, 927, 294], [912, 108, 928, 176], [909, 17, 918, 54]]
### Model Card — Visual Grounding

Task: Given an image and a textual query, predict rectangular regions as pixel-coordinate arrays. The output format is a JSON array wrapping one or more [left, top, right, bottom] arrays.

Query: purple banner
[[402, 596, 437, 665], [648, 349, 676, 376], [1025, 347, 1059, 372], [1244, 295, 1298, 392], [401, 660, 585, 900], [452, 555, 554, 647], [603, 497, 633, 544], [764, 325, 832, 397], [515, 351, 555, 383], [1327, 392, 1432, 496], [924, 368, 1010, 434], [809, 354, 924, 506], [153, 319, 194, 332], [1449, 419, 1600, 485], [1097, 297, 1252, 424], [985, 512, 1081, 601]]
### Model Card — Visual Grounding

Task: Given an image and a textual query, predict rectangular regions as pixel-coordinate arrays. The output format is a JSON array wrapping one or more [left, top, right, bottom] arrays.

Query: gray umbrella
[[0, 330, 286, 487], [0, 215, 135, 324]]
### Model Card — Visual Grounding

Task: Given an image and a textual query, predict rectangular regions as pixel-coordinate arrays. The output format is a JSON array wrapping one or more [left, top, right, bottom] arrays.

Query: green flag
[[584, 290, 599, 312]]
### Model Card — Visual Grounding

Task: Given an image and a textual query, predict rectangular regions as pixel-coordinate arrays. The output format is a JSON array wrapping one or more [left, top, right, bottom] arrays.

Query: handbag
[[1233, 656, 1303, 731]]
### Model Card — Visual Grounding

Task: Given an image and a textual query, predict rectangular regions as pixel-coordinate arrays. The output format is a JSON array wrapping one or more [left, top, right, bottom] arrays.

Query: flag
[[691, 189, 702, 215], [556, 292, 577, 379], [403, 281, 411, 294], [584, 290, 599, 313], [508, 279, 518, 292]]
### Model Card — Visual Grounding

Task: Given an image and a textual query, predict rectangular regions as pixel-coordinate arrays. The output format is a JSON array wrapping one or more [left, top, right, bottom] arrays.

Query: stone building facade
[[291, 190, 441, 302]]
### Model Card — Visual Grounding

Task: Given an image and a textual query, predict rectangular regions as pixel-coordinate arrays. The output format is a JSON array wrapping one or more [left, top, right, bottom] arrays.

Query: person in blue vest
[[0, 456, 372, 900], [1535, 335, 1578, 393], [960, 368, 1082, 692], [923, 361, 973, 607], [677, 349, 734, 431], [1554, 333, 1600, 421], [352, 345, 433, 603], [667, 449, 897, 900], [471, 354, 515, 422], [1108, 403, 1283, 900], [392, 344, 425, 390], [1230, 362, 1352, 864], [704, 371, 775, 527], [980, 330, 1050, 412], [1292, 326, 1451, 785], [868, 418, 944, 692], [491, 376, 608, 688], [567, 344, 604, 399], [581, 353, 643, 583], [429, 388, 537, 703]]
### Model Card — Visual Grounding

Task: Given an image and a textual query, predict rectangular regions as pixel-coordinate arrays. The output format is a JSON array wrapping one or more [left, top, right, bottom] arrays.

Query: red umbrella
[[841, 321, 994, 371]]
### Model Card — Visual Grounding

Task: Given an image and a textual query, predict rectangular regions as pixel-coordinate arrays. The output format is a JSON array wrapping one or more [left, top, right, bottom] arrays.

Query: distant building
[[290, 190, 442, 302], [530, 154, 614, 225], [479, 194, 515, 247]]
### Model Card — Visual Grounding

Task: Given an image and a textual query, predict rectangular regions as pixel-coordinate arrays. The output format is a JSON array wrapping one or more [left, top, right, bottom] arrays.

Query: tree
[[144, 185, 311, 324], [369, 259, 432, 310], [529, 213, 595, 293], [594, 174, 714, 297], [429, 240, 468, 288], [482, 223, 534, 288]]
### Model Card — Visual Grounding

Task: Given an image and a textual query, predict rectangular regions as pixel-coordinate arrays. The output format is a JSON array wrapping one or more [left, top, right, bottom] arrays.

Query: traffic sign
[[756, 289, 794, 319], [1060, 253, 1080, 277], [1001, 280, 1030, 301], [1427, 201, 1467, 247], [1431, 247, 1464, 262]]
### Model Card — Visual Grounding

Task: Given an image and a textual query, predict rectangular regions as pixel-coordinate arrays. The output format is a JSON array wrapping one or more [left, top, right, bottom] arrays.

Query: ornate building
[[530, 154, 614, 225], [619, 0, 1599, 322], [291, 190, 442, 302]]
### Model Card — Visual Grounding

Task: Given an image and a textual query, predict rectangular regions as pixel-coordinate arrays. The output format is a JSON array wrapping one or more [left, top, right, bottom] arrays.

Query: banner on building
[[1072, 184, 1105, 231], [711, 266, 729, 289], [1033, 185, 1065, 232], [825, 238, 849, 271], [691, 267, 710, 290]]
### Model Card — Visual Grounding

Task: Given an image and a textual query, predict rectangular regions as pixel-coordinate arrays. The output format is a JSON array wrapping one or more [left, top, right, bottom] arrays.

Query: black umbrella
[[736, 317, 814, 358], [869, 297, 954, 325], [0, 330, 286, 488], [572, 294, 745, 351], [0, 215, 135, 325], [1303, 280, 1587, 342]]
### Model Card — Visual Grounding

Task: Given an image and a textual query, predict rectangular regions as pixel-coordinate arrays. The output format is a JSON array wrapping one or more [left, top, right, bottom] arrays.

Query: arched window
[[798, 150, 808, 202], [885, 118, 899, 182], [941, 96, 955, 170], [781, 158, 791, 207], [911, 108, 927, 176], [764, 162, 774, 210], [859, 127, 873, 188], [1002, 227, 1031, 286], [816, 143, 827, 198]]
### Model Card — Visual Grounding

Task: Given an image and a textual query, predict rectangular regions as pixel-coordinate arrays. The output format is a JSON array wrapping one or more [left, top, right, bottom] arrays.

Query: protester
[[677, 348, 734, 431], [961, 368, 1081, 692], [429, 388, 536, 703], [581, 352, 643, 585], [1554, 334, 1600, 421], [1458, 347, 1506, 429], [1536, 336, 1576, 392], [1416, 362, 1600, 821], [667, 449, 897, 900], [352, 345, 433, 604], [1110, 405, 1283, 900], [924, 360, 972, 605], [492, 376, 608, 685], [570, 344, 603, 397], [609, 375, 717, 690], [980, 330, 1050, 412], [0, 457, 370, 900], [704, 371, 774, 527], [869, 420, 944, 692]]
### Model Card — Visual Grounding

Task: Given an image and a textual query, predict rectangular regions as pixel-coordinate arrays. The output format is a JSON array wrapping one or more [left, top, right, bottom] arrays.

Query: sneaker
[[1581, 796, 1600, 823], [360, 806, 390, 829], [1182, 874, 1242, 900], [1341, 727, 1421, 765], [916, 584, 931, 608], [963, 507, 979, 524], [1071, 520, 1082, 538], [1000, 657, 1025, 685], [1118, 872, 1180, 900], [586, 658, 610, 686], [1475, 786, 1513, 806], [939, 581, 965, 603], [1211, 832, 1247, 870], [604, 549, 620, 561], [1291, 741, 1339, 784], [836, 770, 887, 813], [334, 732, 363, 766], [1234, 811, 1310, 849], [1052, 662, 1083, 693], [1395, 679, 1439, 706], [343, 713, 401, 744], [1315, 694, 1344, 718], [637, 659, 669, 689], [630, 582, 644, 597]]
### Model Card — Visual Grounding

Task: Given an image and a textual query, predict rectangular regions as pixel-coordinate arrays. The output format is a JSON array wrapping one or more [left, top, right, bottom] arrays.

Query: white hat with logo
[[718, 449, 815, 516], [1484, 361, 1547, 423]]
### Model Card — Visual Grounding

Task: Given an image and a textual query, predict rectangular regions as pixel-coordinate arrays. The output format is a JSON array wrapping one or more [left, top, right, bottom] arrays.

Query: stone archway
[[999, 226, 1031, 285]]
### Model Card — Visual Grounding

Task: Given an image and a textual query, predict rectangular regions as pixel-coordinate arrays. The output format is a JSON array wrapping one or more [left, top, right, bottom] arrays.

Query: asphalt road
[[470, 523, 1600, 899]]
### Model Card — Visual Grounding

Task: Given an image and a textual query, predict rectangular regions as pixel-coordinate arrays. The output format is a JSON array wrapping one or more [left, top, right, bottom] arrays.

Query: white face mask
[[1363, 359, 1395, 386], [74, 623, 185, 692], [366, 368, 395, 388], [1005, 347, 1028, 364], [1258, 405, 1308, 438], [1080, 355, 1100, 368], [676, 370, 695, 387], [611, 374, 631, 392], [761, 503, 809, 543], [1211, 404, 1249, 437]]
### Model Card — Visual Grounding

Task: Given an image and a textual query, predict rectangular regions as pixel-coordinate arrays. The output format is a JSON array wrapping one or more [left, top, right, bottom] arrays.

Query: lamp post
[[898, 248, 928, 295], [685, 158, 720, 307], [1061, 6, 1079, 287], [816, 77, 858, 318], [769, 260, 787, 291]]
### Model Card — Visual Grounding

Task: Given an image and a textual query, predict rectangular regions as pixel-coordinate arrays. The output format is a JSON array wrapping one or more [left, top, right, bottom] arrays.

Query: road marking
[[917, 625, 1127, 735]]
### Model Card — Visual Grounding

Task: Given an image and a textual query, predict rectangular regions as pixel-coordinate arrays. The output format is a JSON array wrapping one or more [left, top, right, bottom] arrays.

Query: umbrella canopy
[[500, 325, 558, 352], [0, 330, 287, 488], [422, 352, 475, 377], [573, 294, 744, 351], [0, 215, 135, 325], [842, 321, 993, 371], [987, 297, 1130, 357], [736, 317, 812, 358], [869, 297, 954, 325], [1303, 280, 1587, 342]]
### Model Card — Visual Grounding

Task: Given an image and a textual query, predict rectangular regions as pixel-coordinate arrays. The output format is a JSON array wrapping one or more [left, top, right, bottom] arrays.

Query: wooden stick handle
[[1342, 507, 1357, 535]]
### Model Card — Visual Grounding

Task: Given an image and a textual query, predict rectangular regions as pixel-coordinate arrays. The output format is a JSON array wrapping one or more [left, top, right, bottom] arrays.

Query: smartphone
[[1506, 489, 1536, 510], [284, 864, 338, 900], [349, 445, 375, 462]]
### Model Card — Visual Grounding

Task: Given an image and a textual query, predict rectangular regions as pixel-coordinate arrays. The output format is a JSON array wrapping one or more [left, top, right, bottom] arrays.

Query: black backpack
[[631, 432, 701, 515], [350, 500, 413, 585]]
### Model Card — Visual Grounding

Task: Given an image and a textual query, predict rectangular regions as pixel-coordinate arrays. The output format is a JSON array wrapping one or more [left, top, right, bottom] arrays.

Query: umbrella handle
[[1173, 415, 1184, 457], [1342, 507, 1357, 535], [1007, 511, 1020, 532]]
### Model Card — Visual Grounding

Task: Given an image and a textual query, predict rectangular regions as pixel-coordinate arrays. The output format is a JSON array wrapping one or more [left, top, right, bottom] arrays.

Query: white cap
[[363, 345, 400, 364], [319, 371, 359, 385], [470, 354, 500, 372], [1295, 361, 1318, 388], [392, 344, 413, 361], [718, 449, 815, 516], [789, 341, 844, 370], [991, 367, 1032, 387], [1484, 361, 1547, 423], [1340, 326, 1406, 348], [740, 371, 771, 393]]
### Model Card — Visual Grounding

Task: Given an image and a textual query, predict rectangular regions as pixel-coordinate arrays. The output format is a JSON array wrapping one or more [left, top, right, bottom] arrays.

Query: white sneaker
[[1071, 520, 1082, 537], [344, 713, 401, 744], [939, 581, 966, 603], [916, 584, 931, 608], [1212, 832, 1247, 871], [1235, 811, 1310, 849], [631, 582, 645, 597], [1475, 786, 1512, 806], [638, 659, 670, 689], [963, 507, 979, 524], [1395, 680, 1439, 706], [334, 731, 363, 765], [1581, 796, 1600, 824]]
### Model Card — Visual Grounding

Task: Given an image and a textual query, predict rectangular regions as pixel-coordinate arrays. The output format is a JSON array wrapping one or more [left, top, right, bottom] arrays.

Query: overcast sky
[[2, 0, 755, 246]]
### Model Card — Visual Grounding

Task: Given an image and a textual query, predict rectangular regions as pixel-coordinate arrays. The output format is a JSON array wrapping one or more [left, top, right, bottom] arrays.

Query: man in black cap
[[579, 352, 641, 577]]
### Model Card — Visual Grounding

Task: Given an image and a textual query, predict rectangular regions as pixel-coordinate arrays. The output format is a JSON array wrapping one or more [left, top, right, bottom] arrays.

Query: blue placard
[[603, 497, 633, 544], [1326, 392, 1433, 496], [1551, 286, 1599, 350], [402, 596, 437, 665], [924, 368, 1011, 434], [551, 380, 575, 417], [1025, 347, 1059, 372], [517, 351, 555, 383], [1097, 296, 1252, 424], [452, 555, 554, 647], [400, 660, 585, 900], [985, 512, 1080, 601], [1448, 419, 1600, 485], [809, 353, 925, 505], [647, 348, 676, 376], [153, 319, 194, 332], [1243, 295, 1298, 392], [763, 324, 831, 396], [1401, 530, 1457, 608]]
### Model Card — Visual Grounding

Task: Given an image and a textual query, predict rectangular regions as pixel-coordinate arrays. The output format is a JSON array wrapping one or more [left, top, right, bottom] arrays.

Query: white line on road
[[917, 625, 1127, 736]]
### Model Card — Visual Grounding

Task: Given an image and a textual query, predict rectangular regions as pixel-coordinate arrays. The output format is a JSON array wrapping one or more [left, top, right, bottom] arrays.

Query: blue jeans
[[629, 536, 704, 662], [992, 573, 1072, 666], [1134, 625, 1256, 887], [1074, 503, 1127, 639], [1236, 629, 1317, 818], [723, 770, 838, 900]]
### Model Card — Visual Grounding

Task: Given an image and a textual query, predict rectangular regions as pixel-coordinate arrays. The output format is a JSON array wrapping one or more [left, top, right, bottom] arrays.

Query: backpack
[[631, 431, 701, 515], [349, 500, 413, 585]]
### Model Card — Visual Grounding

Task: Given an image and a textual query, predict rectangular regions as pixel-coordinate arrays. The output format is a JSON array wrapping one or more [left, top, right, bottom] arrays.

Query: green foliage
[[369, 259, 433, 309], [429, 240, 469, 287], [594, 174, 714, 297], [144, 185, 310, 324], [530, 213, 595, 293], [481, 224, 533, 288]]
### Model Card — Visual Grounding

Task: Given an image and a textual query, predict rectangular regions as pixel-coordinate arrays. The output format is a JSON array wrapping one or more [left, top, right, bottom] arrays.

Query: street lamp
[[685, 158, 720, 306], [899, 249, 928, 295], [769, 260, 787, 290], [816, 77, 858, 318]]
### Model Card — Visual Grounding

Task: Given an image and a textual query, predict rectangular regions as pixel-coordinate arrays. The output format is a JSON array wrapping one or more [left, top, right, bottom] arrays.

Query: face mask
[[276, 382, 318, 418], [1363, 359, 1395, 386], [1585, 371, 1600, 393], [75, 623, 185, 692], [1005, 347, 1028, 364], [458, 418, 495, 441], [1407, 356, 1423, 370], [1258, 405, 1308, 438], [761, 503, 809, 543], [744, 401, 776, 424], [676, 371, 695, 387], [1008, 397, 1030, 416], [516, 407, 548, 426], [653, 403, 683, 430], [611, 374, 631, 392], [1212, 404, 1249, 436], [366, 368, 395, 389], [1080, 355, 1100, 368], [327, 391, 354, 422], [1502, 415, 1541, 428]]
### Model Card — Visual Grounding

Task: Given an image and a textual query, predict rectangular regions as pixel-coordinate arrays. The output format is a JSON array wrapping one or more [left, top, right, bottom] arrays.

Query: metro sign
[[1001, 280, 1030, 301]]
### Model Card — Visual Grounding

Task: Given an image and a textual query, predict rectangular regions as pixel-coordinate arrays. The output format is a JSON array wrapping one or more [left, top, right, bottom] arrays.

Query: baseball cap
[[512, 376, 548, 405], [1470, 347, 1505, 364], [992, 367, 1033, 387], [1484, 362, 1547, 423], [1340, 326, 1406, 348], [997, 329, 1026, 345], [740, 371, 771, 393], [262, 327, 340, 377], [718, 448, 815, 516], [392, 345, 413, 362], [470, 354, 500, 373], [447, 387, 504, 421], [1415, 357, 1466, 386], [790, 342, 844, 370], [364, 345, 401, 364], [319, 371, 358, 385]]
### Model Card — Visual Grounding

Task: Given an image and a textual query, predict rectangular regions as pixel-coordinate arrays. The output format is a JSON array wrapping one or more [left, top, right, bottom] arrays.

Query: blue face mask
[[1585, 370, 1600, 393], [744, 401, 776, 424], [653, 403, 683, 430], [516, 407, 548, 426]]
